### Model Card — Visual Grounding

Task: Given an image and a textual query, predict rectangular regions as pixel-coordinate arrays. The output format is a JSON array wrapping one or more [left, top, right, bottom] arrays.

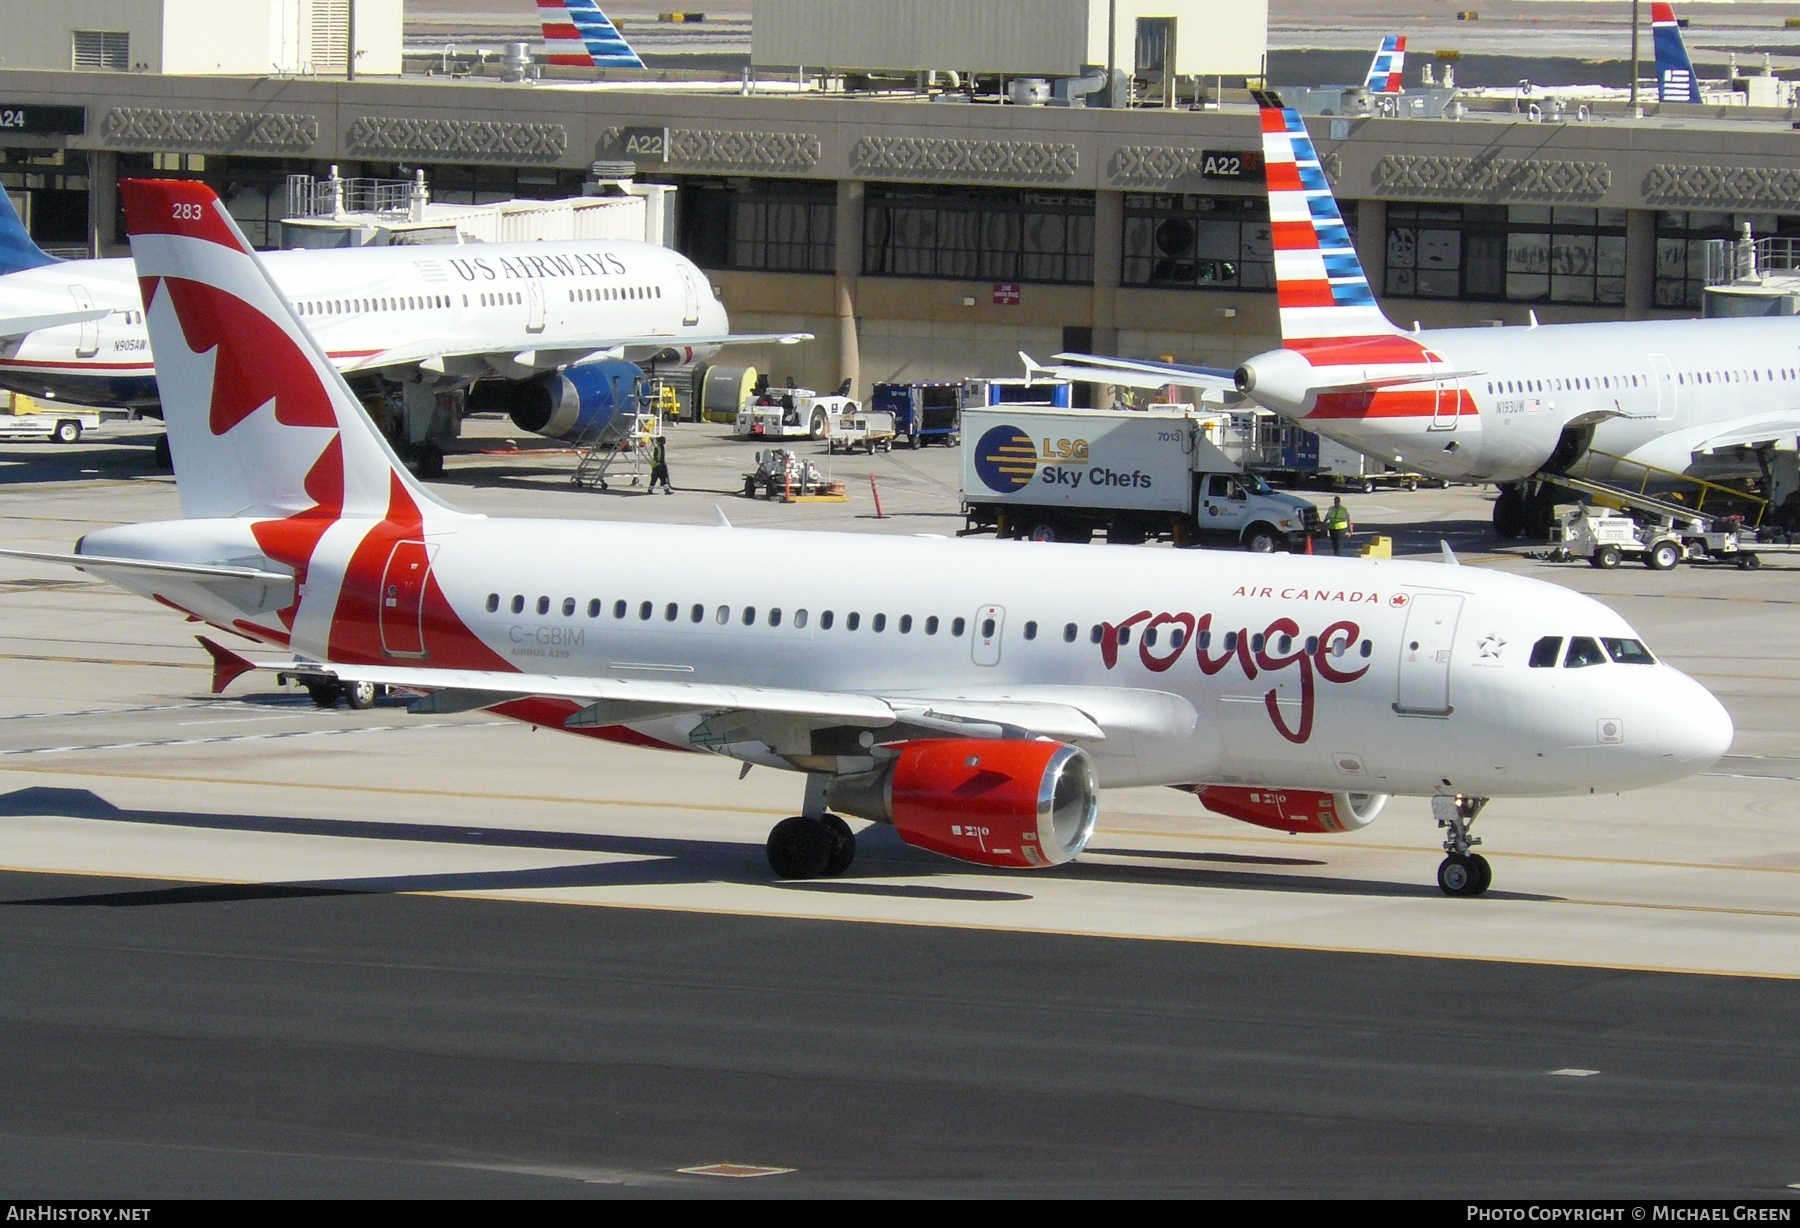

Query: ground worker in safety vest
[[1325, 496, 1352, 556]]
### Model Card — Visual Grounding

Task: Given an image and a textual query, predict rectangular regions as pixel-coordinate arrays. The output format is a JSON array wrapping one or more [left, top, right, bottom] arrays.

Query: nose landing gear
[[1433, 794, 1492, 897]]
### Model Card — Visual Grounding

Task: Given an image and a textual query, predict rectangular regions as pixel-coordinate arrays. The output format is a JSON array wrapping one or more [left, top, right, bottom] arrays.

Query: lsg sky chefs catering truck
[[960, 407, 1320, 551]]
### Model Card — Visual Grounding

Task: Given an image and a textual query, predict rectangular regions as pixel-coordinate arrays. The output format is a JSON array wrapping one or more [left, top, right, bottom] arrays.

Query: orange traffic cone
[[1304, 533, 1314, 555]]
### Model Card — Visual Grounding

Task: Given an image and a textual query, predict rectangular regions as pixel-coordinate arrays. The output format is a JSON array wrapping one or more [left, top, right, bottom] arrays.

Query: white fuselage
[[1242, 315, 1800, 483], [82, 513, 1733, 800], [0, 239, 729, 408]]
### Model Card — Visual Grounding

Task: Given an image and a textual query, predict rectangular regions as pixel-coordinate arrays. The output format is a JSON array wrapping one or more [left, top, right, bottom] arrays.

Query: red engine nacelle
[[826, 739, 1099, 869], [1191, 785, 1388, 835]]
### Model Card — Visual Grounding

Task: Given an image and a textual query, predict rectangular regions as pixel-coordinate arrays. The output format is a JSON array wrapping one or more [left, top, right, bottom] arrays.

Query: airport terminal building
[[0, 0, 1796, 395]]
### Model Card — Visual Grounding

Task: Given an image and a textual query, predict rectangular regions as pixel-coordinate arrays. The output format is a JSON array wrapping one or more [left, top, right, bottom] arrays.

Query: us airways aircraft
[[0, 189, 797, 473], [4, 180, 1733, 899], [1654, 2, 1700, 104], [1045, 100, 1800, 539]]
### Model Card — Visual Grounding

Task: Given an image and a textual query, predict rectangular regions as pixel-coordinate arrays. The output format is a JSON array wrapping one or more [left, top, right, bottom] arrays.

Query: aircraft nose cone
[[1662, 673, 1734, 770]]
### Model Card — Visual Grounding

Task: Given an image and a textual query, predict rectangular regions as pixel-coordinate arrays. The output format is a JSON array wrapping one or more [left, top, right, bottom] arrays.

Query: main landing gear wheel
[[767, 814, 856, 879], [1493, 484, 1525, 539], [1433, 795, 1492, 897], [821, 813, 856, 876]]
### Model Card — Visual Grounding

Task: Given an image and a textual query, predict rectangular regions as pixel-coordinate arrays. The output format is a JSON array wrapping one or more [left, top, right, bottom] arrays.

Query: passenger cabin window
[[510, 595, 525, 614], [1602, 637, 1656, 665], [589, 599, 602, 618], [952, 618, 966, 637], [1023, 621, 1037, 641], [899, 615, 913, 634], [872, 613, 886, 632], [614, 600, 627, 619], [536, 596, 550, 615], [846, 612, 861, 631], [1564, 636, 1607, 668], [1063, 623, 1078, 643], [795, 609, 809, 629], [562, 598, 576, 617], [925, 616, 939, 635], [638, 601, 653, 620], [485, 593, 499, 613], [1529, 636, 1562, 668], [821, 611, 835, 630]]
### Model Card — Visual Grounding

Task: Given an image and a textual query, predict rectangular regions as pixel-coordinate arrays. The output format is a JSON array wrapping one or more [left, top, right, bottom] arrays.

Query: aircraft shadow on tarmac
[[0, 440, 164, 486], [0, 786, 1561, 905]]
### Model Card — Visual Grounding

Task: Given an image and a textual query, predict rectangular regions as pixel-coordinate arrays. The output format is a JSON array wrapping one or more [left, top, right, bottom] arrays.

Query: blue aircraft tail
[[1652, 2, 1700, 104], [0, 188, 57, 275]]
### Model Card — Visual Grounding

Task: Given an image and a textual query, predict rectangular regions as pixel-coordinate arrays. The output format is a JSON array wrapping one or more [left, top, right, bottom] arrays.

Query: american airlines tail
[[538, 0, 645, 69], [1258, 102, 1406, 353], [1364, 36, 1406, 95], [1653, 2, 1700, 104]]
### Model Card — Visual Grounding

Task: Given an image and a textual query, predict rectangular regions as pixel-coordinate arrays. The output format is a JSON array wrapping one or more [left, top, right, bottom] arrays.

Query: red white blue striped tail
[[538, 0, 644, 70], [1260, 105, 1403, 347], [1364, 36, 1406, 95]]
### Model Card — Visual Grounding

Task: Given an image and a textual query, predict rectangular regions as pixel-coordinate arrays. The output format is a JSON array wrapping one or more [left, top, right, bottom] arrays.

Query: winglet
[[196, 635, 256, 694], [1440, 539, 1460, 566]]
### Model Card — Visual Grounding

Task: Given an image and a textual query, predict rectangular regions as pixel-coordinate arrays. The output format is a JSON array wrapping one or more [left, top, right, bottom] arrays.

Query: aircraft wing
[[0, 307, 111, 339], [0, 548, 291, 584], [1684, 412, 1800, 454], [338, 331, 815, 376], [200, 642, 1197, 745]]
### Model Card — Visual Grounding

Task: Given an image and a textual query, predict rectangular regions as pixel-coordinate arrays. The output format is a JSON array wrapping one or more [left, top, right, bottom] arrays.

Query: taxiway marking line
[[0, 859, 1794, 983], [0, 721, 510, 757], [0, 651, 204, 671]]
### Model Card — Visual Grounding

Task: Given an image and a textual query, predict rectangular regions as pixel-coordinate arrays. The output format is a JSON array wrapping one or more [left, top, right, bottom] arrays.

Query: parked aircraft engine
[[825, 739, 1099, 869], [1191, 785, 1388, 835], [466, 358, 644, 445]]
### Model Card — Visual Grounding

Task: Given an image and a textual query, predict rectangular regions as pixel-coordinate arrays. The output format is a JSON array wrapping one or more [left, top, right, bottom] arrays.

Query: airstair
[[571, 376, 678, 491]]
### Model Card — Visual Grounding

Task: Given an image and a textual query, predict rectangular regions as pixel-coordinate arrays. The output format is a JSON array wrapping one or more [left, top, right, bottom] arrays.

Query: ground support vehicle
[[966, 376, 1072, 409], [275, 669, 385, 710], [0, 399, 130, 444], [826, 408, 897, 454], [741, 448, 845, 502], [1255, 425, 1437, 492], [1543, 503, 1800, 571], [960, 407, 1319, 550], [736, 389, 856, 440], [871, 382, 961, 448]]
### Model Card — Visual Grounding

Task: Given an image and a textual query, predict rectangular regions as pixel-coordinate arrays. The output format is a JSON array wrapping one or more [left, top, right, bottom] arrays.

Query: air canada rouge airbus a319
[[4, 180, 1735, 897]]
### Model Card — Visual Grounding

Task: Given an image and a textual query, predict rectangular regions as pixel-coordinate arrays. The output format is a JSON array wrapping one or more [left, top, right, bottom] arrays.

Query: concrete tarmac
[[1, 422, 1797, 1195]]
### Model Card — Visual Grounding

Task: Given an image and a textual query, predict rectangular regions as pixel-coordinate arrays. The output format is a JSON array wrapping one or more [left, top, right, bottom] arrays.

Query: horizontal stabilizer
[[1037, 351, 1240, 394], [0, 307, 110, 339]]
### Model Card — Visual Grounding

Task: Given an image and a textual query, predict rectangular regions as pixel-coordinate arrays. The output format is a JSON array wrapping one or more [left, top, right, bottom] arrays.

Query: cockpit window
[[1602, 637, 1656, 665], [1564, 636, 1608, 668], [1529, 636, 1562, 668]]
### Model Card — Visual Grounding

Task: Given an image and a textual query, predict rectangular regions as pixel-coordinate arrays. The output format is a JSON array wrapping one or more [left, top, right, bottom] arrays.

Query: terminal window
[[1121, 194, 1273, 291], [1387, 204, 1626, 306], [72, 31, 130, 72], [1654, 211, 1795, 310], [863, 185, 1094, 285], [673, 178, 835, 275]]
